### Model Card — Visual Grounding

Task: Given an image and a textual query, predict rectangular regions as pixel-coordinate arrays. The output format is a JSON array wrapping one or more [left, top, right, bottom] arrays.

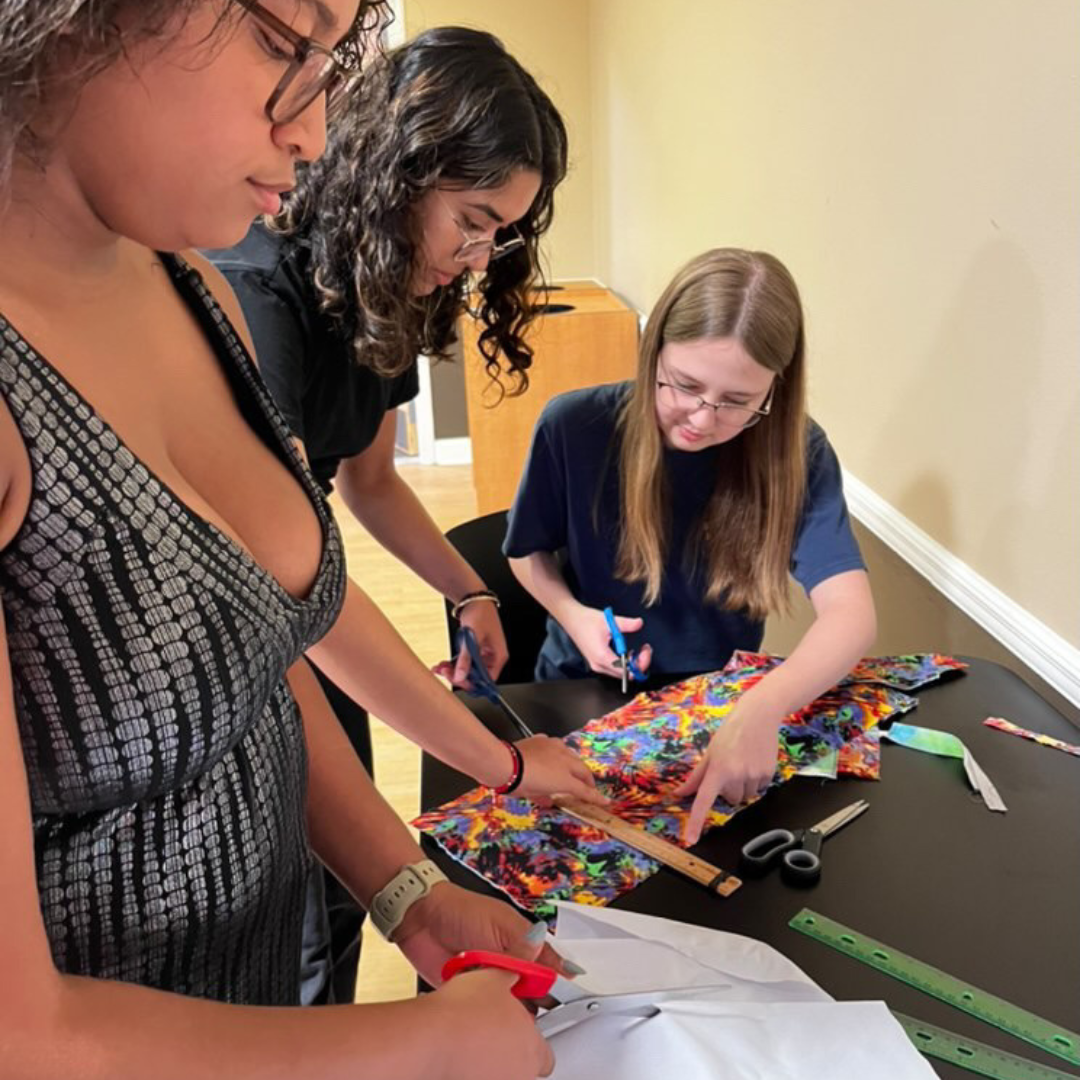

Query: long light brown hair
[[615, 248, 807, 620]]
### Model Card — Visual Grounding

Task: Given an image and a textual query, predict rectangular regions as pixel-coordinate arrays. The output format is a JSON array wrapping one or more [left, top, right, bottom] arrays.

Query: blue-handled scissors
[[603, 607, 646, 694], [456, 626, 535, 739], [739, 799, 869, 886]]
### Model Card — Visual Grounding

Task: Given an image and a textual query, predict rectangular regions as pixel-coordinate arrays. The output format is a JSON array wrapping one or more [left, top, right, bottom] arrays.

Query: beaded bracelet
[[492, 740, 525, 795], [451, 589, 500, 621]]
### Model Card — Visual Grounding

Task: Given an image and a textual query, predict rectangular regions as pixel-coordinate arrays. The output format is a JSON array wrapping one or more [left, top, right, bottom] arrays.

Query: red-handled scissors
[[441, 950, 559, 999], [442, 950, 730, 1037]]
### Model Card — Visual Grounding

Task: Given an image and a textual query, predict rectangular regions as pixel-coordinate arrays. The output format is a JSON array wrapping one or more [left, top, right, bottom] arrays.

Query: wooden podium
[[460, 282, 639, 515]]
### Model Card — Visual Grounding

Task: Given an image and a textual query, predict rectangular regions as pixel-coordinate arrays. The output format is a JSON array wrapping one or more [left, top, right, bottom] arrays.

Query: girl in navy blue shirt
[[506, 248, 876, 842]]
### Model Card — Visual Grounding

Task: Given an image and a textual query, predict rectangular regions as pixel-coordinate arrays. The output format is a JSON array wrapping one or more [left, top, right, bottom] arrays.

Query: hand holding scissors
[[454, 626, 535, 739], [603, 607, 647, 694], [442, 949, 727, 1037], [739, 799, 869, 886]]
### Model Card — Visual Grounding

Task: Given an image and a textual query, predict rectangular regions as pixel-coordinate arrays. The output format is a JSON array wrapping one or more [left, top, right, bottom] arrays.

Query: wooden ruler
[[556, 799, 742, 897]]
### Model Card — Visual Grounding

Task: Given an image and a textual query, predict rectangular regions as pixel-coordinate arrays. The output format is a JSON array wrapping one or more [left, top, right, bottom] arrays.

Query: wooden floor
[[331, 464, 476, 1004]]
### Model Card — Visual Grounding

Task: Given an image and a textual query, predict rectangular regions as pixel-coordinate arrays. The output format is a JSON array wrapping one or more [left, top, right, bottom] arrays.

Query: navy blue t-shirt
[[504, 382, 866, 679], [205, 223, 419, 493]]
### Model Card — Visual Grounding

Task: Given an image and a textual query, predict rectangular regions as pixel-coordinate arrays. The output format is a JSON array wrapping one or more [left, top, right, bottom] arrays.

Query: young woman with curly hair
[[506, 248, 877, 846], [0, 2, 585, 1075], [210, 26, 567, 689], [207, 26, 573, 1003]]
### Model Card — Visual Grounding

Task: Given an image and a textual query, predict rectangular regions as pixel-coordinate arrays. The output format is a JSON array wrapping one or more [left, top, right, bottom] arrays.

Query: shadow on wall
[[765, 241, 1080, 722], [866, 239, 1043, 588]]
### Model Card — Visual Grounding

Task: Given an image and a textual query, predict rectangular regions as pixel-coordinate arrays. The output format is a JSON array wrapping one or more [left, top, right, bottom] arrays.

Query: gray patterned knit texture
[[0, 256, 346, 1005]]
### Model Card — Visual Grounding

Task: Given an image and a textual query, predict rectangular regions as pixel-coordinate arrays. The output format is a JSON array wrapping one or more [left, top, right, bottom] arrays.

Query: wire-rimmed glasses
[[656, 375, 776, 429], [234, 0, 356, 124], [438, 194, 527, 265]]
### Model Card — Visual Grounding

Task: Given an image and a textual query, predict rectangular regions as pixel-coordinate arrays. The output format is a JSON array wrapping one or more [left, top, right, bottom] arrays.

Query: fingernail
[[524, 921, 548, 945], [561, 959, 587, 976]]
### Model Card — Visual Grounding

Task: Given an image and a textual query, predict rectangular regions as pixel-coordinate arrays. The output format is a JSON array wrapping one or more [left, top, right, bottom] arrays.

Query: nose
[[272, 93, 329, 164], [459, 245, 492, 273], [687, 400, 721, 425]]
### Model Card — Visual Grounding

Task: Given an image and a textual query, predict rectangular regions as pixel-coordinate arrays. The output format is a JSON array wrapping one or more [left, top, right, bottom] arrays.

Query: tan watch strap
[[369, 860, 448, 942]]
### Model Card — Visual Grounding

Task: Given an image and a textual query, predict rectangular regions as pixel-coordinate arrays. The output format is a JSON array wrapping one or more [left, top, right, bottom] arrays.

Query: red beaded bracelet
[[492, 740, 524, 795]]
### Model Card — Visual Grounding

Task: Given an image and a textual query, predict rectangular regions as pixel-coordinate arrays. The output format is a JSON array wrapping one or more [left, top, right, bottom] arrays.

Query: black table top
[[420, 658, 1080, 1077]]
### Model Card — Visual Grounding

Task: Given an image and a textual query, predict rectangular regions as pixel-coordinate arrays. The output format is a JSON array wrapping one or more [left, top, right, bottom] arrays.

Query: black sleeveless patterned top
[[0, 256, 347, 1005]]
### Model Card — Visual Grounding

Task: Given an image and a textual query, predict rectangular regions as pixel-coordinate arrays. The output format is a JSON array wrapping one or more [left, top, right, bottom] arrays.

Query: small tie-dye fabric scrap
[[415, 666, 917, 917], [846, 653, 967, 690], [984, 716, 1080, 758], [881, 722, 1007, 812]]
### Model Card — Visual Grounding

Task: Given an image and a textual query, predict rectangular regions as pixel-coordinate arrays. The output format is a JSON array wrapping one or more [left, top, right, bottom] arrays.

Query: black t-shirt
[[205, 222, 419, 492]]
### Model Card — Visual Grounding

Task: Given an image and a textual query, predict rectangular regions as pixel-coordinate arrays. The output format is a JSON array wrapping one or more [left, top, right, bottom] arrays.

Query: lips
[[248, 179, 293, 216], [678, 425, 706, 443]]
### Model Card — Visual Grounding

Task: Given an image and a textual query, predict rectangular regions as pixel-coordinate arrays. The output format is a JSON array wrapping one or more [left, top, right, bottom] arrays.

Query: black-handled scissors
[[739, 799, 869, 886], [456, 626, 535, 739]]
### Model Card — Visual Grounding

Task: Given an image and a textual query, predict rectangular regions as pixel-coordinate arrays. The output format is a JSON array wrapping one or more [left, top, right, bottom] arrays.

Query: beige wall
[[588, 0, 1080, 649], [403, 0, 596, 280]]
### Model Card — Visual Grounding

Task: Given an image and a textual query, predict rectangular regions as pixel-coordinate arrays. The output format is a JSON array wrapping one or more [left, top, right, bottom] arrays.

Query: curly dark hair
[[273, 26, 569, 392], [0, 0, 391, 193]]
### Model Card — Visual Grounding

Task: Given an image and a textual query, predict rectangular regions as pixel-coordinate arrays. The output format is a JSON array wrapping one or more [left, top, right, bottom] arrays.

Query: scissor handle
[[603, 607, 646, 682], [780, 846, 822, 886], [455, 626, 500, 703], [739, 827, 798, 876], [603, 606, 627, 656], [441, 949, 559, 1000]]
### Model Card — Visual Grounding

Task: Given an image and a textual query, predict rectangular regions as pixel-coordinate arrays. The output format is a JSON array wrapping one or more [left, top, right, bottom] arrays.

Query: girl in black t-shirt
[[213, 27, 567, 687]]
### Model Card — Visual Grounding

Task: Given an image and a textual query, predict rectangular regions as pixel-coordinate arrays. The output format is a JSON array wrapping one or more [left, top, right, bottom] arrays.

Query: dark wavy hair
[[0, 0, 390, 193], [273, 26, 569, 391]]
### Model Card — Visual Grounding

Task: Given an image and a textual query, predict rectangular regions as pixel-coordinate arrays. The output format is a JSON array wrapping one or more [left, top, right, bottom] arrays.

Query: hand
[[431, 601, 509, 689], [560, 603, 652, 679], [675, 708, 783, 844], [396, 881, 572, 987], [427, 968, 555, 1080], [515, 735, 608, 807]]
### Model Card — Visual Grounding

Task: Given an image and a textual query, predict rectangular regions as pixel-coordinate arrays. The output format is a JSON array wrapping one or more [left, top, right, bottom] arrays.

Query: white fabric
[[543, 904, 936, 1080]]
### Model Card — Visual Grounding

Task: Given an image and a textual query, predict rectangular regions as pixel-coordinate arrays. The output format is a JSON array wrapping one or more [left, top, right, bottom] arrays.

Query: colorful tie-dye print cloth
[[724, 651, 968, 692], [847, 653, 968, 690], [414, 657, 946, 917], [984, 716, 1080, 758]]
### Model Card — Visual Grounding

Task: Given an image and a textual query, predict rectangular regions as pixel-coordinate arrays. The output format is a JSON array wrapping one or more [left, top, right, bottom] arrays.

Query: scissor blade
[[537, 984, 727, 1038], [496, 694, 535, 739], [811, 799, 870, 838]]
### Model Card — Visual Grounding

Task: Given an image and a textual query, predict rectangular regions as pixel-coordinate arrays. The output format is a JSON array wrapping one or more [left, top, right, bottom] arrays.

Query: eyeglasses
[[234, 0, 356, 125], [656, 374, 776, 429], [438, 194, 527, 265]]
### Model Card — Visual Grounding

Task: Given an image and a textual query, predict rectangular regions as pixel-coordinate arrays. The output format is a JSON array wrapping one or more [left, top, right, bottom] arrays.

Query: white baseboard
[[843, 469, 1080, 709], [433, 437, 473, 466]]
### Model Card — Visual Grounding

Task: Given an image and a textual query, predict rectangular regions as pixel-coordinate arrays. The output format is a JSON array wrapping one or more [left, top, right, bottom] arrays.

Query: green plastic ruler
[[894, 1013, 1080, 1080], [789, 908, 1080, 1069]]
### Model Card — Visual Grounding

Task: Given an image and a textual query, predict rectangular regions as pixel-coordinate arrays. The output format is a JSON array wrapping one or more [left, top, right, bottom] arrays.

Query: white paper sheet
[[543, 904, 936, 1080]]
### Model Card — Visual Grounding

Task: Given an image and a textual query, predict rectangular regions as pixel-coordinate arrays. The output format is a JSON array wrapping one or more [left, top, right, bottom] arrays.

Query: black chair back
[[444, 510, 549, 684]]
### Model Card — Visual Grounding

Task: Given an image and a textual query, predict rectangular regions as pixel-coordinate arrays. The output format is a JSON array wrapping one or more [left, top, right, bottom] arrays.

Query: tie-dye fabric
[[983, 716, 1080, 758], [846, 653, 967, 690], [415, 659, 937, 916], [724, 650, 967, 692], [837, 728, 882, 780]]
